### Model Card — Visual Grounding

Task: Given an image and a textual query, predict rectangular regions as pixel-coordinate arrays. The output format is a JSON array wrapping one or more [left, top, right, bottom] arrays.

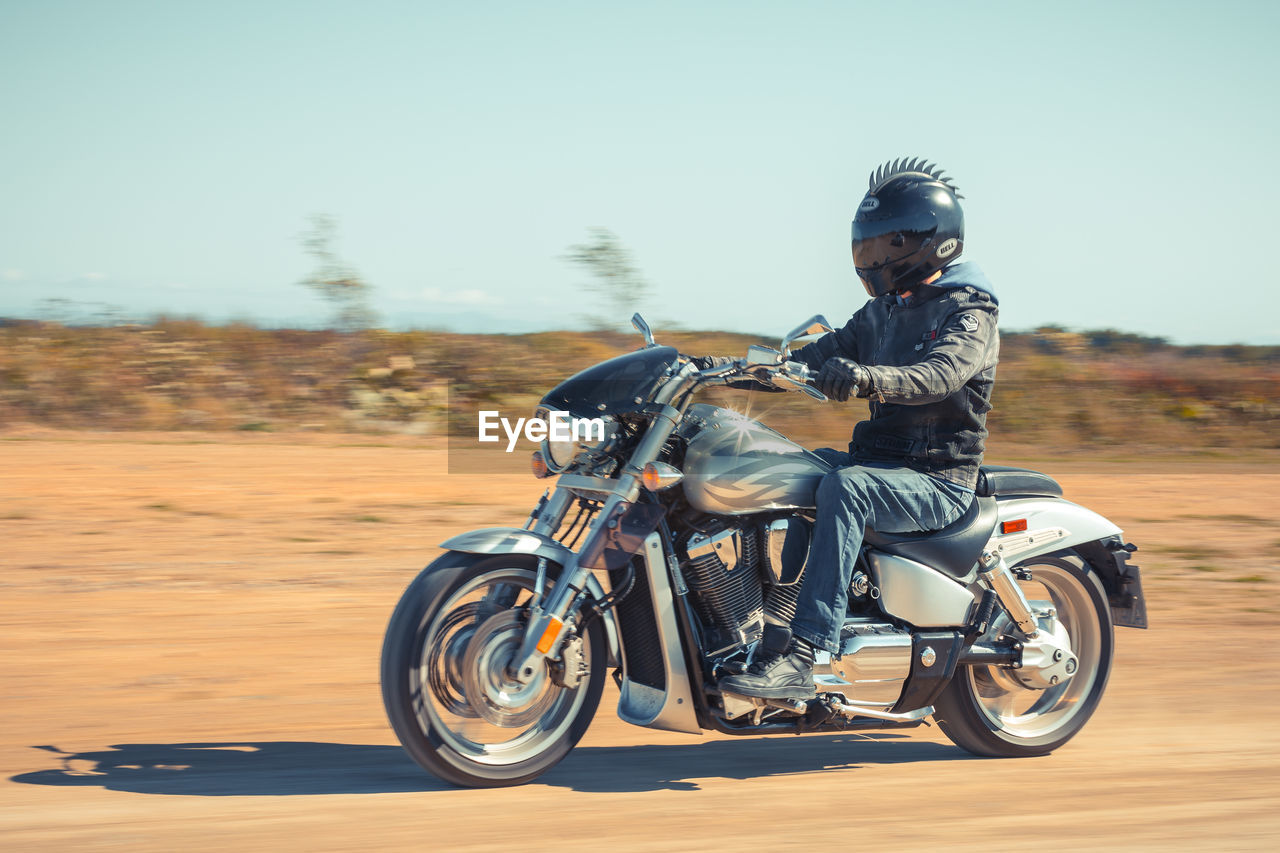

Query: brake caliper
[[549, 634, 587, 689]]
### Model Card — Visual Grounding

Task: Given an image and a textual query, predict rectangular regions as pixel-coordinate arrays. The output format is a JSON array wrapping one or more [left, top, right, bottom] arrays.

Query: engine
[[678, 515, 926, 713], [678, 517, 809, 656]]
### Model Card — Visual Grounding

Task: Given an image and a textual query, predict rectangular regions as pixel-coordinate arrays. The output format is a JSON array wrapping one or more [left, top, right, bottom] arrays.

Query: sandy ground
[[2, 432, 1279, 851]]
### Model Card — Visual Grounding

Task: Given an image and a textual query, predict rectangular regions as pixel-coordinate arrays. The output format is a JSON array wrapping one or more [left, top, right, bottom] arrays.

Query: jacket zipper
[[871, 302, 894, 403]]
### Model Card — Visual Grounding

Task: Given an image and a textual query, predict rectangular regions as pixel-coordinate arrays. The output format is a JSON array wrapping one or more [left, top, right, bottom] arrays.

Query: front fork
[[510, 492, 630, 683], [508, 368, 695, 686]]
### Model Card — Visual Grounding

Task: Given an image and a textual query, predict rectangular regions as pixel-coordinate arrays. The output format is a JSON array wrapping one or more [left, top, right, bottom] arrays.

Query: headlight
[[535, 407, 616, 473], [544, 430, 579, 471]]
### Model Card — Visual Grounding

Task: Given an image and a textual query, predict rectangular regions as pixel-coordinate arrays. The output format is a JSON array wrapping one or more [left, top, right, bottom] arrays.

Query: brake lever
[[772, 373, 828, 400], [771, 361, 827, 401], [695, 358, 826, 401]]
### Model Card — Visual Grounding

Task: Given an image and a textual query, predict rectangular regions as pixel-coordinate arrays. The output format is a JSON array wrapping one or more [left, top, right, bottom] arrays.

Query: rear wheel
[[380, 553, 606, 787], [935, 551, 1114, 757]]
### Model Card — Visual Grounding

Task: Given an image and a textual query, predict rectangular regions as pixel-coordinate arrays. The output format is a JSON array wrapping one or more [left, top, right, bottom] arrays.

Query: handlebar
[[691, 357, 826, 401]]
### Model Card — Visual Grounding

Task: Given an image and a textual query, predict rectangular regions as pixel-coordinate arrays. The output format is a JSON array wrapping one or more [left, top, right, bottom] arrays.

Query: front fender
[[439, 527, 621, 666]]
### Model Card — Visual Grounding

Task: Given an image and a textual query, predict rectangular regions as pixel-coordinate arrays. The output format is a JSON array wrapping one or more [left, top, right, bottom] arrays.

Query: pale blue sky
[[2, 0, 1277, 343]]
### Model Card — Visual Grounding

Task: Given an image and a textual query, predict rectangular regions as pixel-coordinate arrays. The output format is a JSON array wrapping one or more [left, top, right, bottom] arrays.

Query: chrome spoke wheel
[[415, 567, 591, 766], [382, 554, 606, 786], [967, 562, 1103, 738], [935, 551, 1114, 757]]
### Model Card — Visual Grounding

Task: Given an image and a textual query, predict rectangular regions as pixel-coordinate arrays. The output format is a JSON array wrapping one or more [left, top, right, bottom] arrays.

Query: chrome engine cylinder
[[681, 525, 764, 654], [763, 581, 802, 627]]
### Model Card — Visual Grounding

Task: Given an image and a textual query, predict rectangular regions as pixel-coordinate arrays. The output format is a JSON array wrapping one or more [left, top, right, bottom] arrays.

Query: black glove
[[815, 357, 869, 402], [690, 354, 785, 392], [690, 355, 734, 370]]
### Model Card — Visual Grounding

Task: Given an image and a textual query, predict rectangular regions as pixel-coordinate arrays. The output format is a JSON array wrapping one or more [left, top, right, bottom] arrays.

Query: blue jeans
[[790, 450, 974, 654]]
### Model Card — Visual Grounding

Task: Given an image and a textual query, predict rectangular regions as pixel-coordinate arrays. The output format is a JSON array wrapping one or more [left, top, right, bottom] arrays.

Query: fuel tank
[[681, 404, 833, 516]]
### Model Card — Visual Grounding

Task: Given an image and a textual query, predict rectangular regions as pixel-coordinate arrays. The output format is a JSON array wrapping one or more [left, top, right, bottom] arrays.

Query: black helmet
[[851, 157, 964, 298]]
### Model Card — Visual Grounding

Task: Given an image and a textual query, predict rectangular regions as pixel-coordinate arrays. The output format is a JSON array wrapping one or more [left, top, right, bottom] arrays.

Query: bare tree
[[299, 214, 377, 331], [564, 228, 649, 328]]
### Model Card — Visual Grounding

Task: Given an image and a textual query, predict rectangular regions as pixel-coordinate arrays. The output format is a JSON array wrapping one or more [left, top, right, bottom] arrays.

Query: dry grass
[[1, 319, 1276, 449]]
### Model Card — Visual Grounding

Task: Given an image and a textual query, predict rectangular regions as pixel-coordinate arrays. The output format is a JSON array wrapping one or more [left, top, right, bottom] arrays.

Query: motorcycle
[[380, 314, 1148, 787]]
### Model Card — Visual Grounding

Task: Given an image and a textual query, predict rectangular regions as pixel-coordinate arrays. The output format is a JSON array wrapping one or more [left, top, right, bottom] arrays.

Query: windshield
[[539, 346, 679, 417]]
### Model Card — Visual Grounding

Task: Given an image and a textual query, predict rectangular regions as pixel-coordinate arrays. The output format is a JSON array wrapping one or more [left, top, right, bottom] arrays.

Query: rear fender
[[991, 498, 1122, 563], [439, 527, 622, 664], [991, 499, 1146, 628]]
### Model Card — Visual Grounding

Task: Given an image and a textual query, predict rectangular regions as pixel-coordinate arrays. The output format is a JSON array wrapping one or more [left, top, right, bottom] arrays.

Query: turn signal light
[[641, 461, 684, 491], [1001, 519, 1028, 534], [531, 450, 551, 479]]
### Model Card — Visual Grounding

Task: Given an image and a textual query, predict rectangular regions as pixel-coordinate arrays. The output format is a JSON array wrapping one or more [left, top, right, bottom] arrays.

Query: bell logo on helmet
[[859, 197, 880, 212], [936, 238, 959, 259]]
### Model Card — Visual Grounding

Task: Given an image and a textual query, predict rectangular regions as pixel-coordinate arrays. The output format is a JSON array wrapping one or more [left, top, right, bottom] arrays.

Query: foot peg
[[720, 692, 809, 721], [827, 699, 933, 723]]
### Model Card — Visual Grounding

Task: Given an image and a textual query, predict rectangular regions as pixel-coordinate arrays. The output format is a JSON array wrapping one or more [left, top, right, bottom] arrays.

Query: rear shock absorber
[[978, 549, 1040, 638]]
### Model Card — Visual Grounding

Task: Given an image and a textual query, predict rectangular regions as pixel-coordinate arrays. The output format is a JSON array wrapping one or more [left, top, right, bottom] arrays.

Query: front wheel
[[380, 553, 606, 787], [934, 550, 1114, 757]]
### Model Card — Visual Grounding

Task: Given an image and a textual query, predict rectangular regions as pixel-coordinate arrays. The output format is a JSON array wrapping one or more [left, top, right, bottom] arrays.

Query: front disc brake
[[462, 609, 559, 728]]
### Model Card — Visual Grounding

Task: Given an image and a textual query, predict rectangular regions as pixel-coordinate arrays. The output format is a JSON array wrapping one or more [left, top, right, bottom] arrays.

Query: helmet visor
[[851, 214, 938, 272]]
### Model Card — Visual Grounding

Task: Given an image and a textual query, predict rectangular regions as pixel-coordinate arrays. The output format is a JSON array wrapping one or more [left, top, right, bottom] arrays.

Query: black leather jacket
[[792, 262, 1000, 490]]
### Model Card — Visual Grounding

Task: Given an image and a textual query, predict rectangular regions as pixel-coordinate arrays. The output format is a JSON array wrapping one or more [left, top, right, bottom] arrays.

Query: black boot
[[719, 627, 816, 700]]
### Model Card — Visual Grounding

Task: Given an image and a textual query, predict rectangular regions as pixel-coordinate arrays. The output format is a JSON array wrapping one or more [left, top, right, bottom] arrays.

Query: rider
[[714, 157, 1000, 700]]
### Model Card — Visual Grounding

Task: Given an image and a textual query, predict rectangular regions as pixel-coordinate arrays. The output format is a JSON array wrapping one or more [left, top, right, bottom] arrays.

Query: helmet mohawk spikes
[[868, 156, 963, 198]]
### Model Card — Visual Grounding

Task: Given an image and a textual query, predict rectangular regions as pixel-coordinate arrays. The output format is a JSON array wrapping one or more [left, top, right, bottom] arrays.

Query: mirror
[[745, 345, 782, 366], [631, 313, 655, 347], [780, 315, 834, 356]]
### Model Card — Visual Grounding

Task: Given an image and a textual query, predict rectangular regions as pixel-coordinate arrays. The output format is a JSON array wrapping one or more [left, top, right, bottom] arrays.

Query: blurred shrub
[[0, 319, 1275, 449]]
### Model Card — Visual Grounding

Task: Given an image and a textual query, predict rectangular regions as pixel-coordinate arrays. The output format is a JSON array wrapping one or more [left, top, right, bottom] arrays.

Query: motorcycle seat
[[975, 465, 1063, 498], [864, 495, 999, 581]]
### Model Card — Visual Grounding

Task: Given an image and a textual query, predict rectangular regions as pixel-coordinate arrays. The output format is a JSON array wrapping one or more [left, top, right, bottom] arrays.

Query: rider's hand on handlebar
[[814, 358, 870, 402], [690, 355, 735, 371], [689, 354, 793, 393]]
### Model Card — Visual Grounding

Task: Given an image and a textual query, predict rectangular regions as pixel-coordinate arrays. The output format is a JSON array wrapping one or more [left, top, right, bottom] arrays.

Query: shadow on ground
[[12, 734, 971, 796]]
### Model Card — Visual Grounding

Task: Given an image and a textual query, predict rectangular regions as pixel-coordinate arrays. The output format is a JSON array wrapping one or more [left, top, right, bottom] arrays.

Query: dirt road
[[2, 433, 1278, 851]]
